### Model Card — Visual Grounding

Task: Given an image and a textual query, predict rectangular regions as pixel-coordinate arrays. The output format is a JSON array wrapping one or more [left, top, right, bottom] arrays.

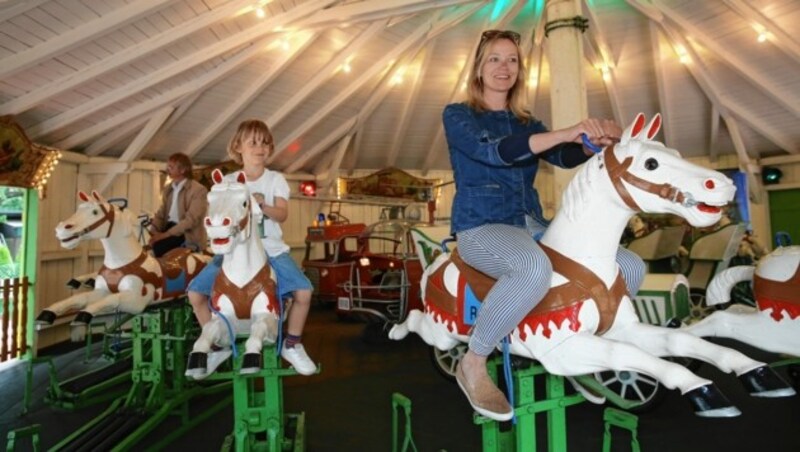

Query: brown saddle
[[446, 244, 628, 334], [212, 265, 275, 319]]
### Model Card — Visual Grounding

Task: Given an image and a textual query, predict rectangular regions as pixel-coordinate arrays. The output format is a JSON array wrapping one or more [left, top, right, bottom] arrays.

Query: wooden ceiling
[[1, 0, 798, 178]]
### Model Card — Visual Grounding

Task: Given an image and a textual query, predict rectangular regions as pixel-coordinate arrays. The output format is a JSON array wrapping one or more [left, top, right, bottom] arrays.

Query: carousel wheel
[[686, 288, 719, 324], [593, 369, 667, 413], [429, 344, 467, 382]]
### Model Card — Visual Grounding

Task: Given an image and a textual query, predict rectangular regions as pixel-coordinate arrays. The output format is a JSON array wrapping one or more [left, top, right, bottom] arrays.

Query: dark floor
[[2, 304, 799, 451]]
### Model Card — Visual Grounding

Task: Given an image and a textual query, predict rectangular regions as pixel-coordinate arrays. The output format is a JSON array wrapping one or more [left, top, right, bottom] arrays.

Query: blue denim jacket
[[443, 103, 590, 235]]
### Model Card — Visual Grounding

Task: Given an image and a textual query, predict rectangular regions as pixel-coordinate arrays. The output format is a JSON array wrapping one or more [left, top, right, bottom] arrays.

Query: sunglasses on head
[[480, 29, 521, 45]]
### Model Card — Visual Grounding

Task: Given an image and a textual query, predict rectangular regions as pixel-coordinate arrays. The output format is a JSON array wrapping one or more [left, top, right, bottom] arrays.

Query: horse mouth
[[212, 237, 231, 246], [59, 236, 79, 245], [696, 203, 722, 214]]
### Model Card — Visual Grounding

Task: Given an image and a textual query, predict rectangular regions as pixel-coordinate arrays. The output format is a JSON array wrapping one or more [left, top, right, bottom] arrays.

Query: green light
[[490, 0, 510, 22]]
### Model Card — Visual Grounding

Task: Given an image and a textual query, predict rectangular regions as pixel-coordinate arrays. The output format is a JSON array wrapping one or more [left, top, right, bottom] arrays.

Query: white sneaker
[[280, 343, 316, 376]]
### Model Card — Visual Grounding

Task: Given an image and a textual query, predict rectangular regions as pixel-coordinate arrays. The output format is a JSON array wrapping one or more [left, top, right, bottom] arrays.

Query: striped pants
[[457, 221, 645, 356]]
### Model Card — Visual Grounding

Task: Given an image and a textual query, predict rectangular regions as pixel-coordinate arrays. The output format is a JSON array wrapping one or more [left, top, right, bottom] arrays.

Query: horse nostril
[[205, 217, 212, 226], [222, 218, 231, 226], [64, 224, 73, 230], [704, 179, 716, 190]]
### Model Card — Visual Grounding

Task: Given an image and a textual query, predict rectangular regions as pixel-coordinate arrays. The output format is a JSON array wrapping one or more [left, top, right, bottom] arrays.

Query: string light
[[389, 67, 406, 86], [281, 39, 290, 51], [757, 30, 768, 43], [255, 7, 265, 18], [675, 45, 690, 64], [599, 65, 610, 82], [529, 72, 538, 87]]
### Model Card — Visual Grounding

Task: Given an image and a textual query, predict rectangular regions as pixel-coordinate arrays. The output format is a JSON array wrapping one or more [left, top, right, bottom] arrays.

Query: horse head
[[602, 113, 735, 228], [55, 190, 133, 249], [204, 169, 263, 255]]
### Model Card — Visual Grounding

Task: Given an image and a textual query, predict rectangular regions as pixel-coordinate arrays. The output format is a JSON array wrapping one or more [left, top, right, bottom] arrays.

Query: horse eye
[[644, 158, 659, 170], [92, 209, 98, 215], [243, 200, 247, 208]]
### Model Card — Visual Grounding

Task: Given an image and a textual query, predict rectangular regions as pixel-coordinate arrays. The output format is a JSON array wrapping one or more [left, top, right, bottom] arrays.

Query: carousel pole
[[544, 0, 590, 211]]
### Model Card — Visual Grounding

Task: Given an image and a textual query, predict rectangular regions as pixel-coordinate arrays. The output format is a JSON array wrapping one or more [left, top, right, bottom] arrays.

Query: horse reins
[[603, 144, 689, 211], [63, 202, 116, 242]]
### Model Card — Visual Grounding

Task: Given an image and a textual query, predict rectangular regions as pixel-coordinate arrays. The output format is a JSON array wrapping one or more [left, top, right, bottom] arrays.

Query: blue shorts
[[187, 252, 311, 300]]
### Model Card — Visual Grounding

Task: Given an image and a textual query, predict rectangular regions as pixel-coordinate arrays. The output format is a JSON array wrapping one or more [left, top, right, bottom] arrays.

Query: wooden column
[[544, 0, 588, 207]]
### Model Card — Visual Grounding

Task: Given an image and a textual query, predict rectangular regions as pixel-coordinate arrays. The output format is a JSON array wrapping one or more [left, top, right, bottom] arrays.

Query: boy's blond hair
[[227, 119, 275, 165]]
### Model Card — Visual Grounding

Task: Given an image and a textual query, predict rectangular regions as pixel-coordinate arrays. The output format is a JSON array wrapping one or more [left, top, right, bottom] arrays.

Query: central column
[[544, 0, 588, 209]]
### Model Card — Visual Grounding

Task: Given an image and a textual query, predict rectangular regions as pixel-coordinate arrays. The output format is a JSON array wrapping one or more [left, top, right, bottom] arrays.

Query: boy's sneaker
[[281, 343, 316, 376]]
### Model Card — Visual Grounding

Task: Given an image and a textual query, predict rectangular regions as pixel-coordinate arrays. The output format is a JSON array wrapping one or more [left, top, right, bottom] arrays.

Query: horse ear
[[621, 113, 646, 143], [91, 190, 105, 203], [645, 113, 662, 140], [237, 171, 246, 184], [211, 169, 224, 185], [78, 191, 90, 202]]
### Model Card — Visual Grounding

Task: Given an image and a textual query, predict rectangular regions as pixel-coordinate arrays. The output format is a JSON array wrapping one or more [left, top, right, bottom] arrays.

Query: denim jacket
[[443, 103, 590, 235]]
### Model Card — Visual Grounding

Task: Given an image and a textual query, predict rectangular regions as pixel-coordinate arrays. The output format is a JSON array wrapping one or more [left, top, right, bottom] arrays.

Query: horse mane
[[560, 154, 600, 222]]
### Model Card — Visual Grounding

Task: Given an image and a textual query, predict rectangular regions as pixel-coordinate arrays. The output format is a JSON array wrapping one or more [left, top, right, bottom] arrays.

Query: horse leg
[[241, 295, 279, 375], [71, 290, 152, 325], [389, 309, 463, 351], [537, 332, 740, 417], [685, 306, 800, 357], [186, 318, 230, 379], [606, 300, 795, 398], [35, 290, 109, 325]]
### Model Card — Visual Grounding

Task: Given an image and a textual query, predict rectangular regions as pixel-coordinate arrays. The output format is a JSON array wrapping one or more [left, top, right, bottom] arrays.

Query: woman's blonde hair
[[465, 31, 532, 123], [227, 119, 274, 165]]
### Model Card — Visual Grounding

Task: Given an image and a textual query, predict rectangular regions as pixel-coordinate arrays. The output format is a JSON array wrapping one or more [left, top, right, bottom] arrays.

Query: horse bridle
[[62, 202, 116, 242], [603, 144, 696, 211]]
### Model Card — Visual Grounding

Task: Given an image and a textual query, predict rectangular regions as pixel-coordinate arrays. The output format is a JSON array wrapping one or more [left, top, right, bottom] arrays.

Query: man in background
[[149, 152, 208, 257]]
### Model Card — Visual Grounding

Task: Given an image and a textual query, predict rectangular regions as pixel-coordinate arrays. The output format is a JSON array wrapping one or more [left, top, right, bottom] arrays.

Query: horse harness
[[63, 202, 116, 242], [212, 265, 275, 319], [603, 144, 693, 211]]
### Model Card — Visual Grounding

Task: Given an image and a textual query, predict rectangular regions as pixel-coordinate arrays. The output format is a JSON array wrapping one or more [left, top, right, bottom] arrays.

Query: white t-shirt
[[224, 169, 290, 257]]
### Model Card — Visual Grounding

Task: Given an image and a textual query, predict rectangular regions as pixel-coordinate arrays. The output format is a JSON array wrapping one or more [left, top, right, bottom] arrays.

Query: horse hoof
[[240, 353, 262, 375], [665, 317, 684, 329], [686, 384, 741, 418], [740, 366, 796, 398], [71, 311, 94, 325], [185, 352, 208, 379], [66, 279, 82, 289], [84, 278, 96, 288], [36, 310, 56, 325]]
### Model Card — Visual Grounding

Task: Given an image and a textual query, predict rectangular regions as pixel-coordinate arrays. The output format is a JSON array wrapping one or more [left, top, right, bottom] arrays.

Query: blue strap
[[207, 298, 237, 358], [502, 336, 516, 425], [276, 273, 284, 357], [581, 133, 603, 154]]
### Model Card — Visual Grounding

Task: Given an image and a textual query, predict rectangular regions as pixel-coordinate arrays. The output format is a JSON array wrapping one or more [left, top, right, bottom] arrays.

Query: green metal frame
[[21, 189, 39, 414], [475, 357, 585, 451], [5, 423, 41, 452], [206, 341, 307, 452], [391, 393, 418, 452], [601, 407, 640, 452], [50, 302, 230, 451]]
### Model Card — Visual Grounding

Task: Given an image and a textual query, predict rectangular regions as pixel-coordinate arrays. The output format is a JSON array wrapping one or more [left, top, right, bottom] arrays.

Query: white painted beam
[[386, 48, 434, 167], [0, 0, 49, 23], [292, 0, 484, 29], [85, 117, 148, 157], [184, 32, 317, 158], [709, 106, 720, 162], [0, 0, 256, 115], [648, 22, 674, 147], [267, 20, 387, 129], [285, 118, 358, 173], [652, 0, 800, 119], [0, 0, 174, 79], [722, 0, 800, 66]]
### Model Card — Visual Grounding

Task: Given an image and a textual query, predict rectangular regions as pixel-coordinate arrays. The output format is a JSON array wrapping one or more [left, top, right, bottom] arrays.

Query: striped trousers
[[457, 221, 645, 356]]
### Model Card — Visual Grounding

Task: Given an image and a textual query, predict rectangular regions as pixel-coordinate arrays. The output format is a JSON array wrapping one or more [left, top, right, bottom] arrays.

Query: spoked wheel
[[687, 288, 718, 324], [430, 344, 467, 382], [593, 369, 666, 413]]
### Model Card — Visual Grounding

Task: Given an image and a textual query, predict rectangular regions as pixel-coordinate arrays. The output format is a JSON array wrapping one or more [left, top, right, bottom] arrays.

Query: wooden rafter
[[0, 0, 256, 116], [0, 0, 49, 23], [709, 106, 720, 162], [722, 0, 800, 66], [648, 22, 675, 147], [285, 118, 358, 173], [85, 117, 148, 157], [0, 0, 174, 79], [292, 0, 485, 29], [184, 32, 318, 158], [386, 48, 434, 167]]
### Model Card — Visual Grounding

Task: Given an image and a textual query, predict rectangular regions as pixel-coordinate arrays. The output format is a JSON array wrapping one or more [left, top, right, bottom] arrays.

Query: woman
[[443, 30, 645, 421]]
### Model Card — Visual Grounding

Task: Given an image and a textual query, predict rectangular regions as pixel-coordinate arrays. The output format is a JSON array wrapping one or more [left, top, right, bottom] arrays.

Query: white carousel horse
[[391, 113, 794, 417], [185, 170, 282, 379], [38, 191, 210, 326], [684, 245, 800, 356]]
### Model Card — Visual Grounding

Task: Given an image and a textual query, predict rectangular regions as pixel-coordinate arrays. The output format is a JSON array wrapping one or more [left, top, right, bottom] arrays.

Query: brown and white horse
[[38, 190, 210, 326], [391, 114, 794, 417], [186, 170, 282, 379]]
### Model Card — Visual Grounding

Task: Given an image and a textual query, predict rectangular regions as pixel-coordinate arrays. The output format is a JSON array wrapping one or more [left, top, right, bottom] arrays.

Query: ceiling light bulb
[[757, 31, 768, 43], [255, 7, 265, 18]]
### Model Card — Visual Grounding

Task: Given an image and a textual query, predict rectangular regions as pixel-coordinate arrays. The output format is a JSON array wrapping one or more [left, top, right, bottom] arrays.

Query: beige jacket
[[152, 179, 208, 251]]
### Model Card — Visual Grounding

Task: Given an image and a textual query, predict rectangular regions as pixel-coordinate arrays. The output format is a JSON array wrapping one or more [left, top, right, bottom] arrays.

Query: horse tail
[[410, 227, 452, 270], [706, 266, 755, 306]]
